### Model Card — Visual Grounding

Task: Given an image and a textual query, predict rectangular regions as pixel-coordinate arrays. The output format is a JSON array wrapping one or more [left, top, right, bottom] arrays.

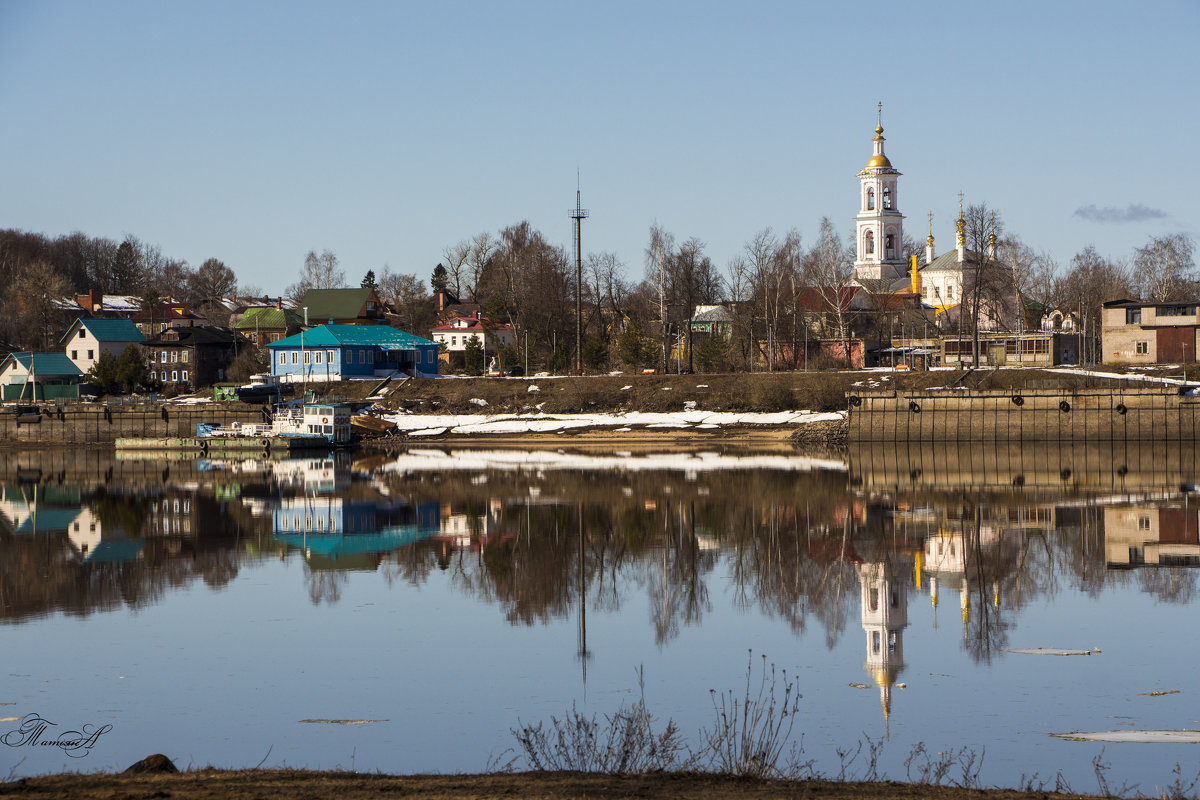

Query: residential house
[[131, 302, 202, 337], [61, 317, 146, 374], [142, 325, 243, 391], [298, 288, 385, 326], [57, 289, 143, 318], [689, 305, 736, 340], [1105, 505, 1200, 568], [1102, 299, 1200, 364], [268, 324, 439, 382], [429, 312, 515, 371], [0, 352, 82, 401], [233, 306, 303, 345]]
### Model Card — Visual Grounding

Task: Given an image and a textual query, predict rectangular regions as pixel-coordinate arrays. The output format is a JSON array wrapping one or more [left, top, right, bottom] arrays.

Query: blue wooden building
[[267, 324, 439, 381]]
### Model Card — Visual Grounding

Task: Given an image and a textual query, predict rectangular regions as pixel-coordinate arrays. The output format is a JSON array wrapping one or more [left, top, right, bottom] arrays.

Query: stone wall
[[0, 403, 266, 446], [847, 387, 1200, 442]]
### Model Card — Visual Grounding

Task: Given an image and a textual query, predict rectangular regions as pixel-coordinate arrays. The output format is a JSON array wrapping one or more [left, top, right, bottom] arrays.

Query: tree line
[[1, 217, 1194, 372]]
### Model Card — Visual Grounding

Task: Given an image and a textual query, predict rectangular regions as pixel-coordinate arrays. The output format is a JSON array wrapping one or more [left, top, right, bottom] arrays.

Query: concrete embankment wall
[[847, 387, 1200, 442], [0, 404, 265, 446]]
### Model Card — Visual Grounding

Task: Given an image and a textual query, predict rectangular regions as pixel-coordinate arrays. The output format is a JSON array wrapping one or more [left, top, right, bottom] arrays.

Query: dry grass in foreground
[[0, 769, 1104, 800]]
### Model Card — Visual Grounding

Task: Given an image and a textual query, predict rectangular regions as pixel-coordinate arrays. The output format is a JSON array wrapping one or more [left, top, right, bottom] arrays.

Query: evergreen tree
[[361, 269, 377, 290], [431, 263, 450, 294], [583, 336, 607, 371], [463, 335, 485, 375], [116, 345, 151, 393], [618, 321, 651, 368], [87, 351, 120, 393]]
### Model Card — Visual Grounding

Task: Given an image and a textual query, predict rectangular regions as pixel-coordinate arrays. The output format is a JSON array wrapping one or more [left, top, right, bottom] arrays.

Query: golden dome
[[872, 667, 898, 686], [866, 153, 893, 169]]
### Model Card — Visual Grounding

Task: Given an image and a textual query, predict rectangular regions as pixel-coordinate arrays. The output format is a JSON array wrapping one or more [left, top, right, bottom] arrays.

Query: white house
[[429, 312, 516, 370], [60, 317, 146, 374]]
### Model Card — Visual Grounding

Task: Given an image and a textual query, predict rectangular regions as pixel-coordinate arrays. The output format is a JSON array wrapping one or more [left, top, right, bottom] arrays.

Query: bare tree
[[802, 218, 855, 368], [379, 267, 433, 335], [666, 237, 722, 372], [1135, 233, 1196, 301], [189, 258, 238, 308], [466, 232, 497, 303], [442, 240, 471, 298], [584, 251, 627, 349], [645, 224, 674, 373], [960, 204, 1009, 365], [288, 249, 344, 301], [1058, 245, 1132, 363], [13, 260, 69, 350]]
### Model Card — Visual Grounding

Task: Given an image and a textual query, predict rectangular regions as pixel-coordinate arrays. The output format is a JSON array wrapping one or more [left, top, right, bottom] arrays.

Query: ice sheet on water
[[1052, 730, 1200, 743]]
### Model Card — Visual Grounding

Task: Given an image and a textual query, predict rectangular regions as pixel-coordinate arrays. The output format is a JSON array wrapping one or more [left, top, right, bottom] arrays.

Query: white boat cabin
[[272, 403, 352, 443]]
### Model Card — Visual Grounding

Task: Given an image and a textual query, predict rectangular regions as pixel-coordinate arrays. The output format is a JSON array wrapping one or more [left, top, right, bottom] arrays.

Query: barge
[[116, 403, 352, 453]]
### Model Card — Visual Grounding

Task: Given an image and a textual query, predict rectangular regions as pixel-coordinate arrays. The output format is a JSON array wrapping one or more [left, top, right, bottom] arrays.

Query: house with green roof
[[233, 306, 303, 345], [298, 288, 385, 326], [61, 317, 146, 374], [268, 323, 439, 381], [0, 352, 83, 400]]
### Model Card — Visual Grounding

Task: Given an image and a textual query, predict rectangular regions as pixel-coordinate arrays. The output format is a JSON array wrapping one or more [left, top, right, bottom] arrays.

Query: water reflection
[[2, 447, 1199, 634], [5, 445, 1200, 785]]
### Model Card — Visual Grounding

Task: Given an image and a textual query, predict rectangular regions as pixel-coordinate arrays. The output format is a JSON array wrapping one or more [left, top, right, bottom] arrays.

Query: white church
[[850, 106, 1011, 331]]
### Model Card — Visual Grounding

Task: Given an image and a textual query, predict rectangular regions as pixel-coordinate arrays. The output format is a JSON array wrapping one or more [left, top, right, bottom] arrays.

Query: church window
[[864, 231, 874, 255], [947, 286, 955, 301], [883, 186, 892, 209], [885, 233, 895, 259], [867, 188, 875, 210]]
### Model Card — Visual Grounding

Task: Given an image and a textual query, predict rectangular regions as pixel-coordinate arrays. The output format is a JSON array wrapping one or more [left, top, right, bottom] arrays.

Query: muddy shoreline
[[0, 768, 1098, 799]]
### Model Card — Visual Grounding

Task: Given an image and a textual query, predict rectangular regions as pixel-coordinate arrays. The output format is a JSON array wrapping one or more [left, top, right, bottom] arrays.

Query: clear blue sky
[[1, 0, 1195, 294]]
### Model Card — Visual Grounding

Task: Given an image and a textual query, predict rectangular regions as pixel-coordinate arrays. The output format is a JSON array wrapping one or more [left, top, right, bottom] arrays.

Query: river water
[[2, 443, 1200, 794]]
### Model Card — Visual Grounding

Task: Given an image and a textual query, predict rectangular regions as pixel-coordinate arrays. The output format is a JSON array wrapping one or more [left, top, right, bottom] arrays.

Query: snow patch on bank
[[383, 448, 847, 475], [378, 409, 844, 437]]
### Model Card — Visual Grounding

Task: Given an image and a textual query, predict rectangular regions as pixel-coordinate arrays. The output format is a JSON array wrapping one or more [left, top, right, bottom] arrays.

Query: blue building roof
[[4, 352, 83, 376], [62, 318, 146, 344], [273, 525, 436, 557], [268, 324, 436, 351]]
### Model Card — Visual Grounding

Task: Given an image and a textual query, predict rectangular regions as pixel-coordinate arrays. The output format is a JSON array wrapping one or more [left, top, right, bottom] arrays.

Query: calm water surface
[[3, 442, 1200, 793]]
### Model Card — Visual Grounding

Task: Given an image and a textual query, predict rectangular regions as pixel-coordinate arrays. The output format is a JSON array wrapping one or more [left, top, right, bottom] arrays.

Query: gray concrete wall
[[847, 387, 1200, 442], [0, 404, 265, 446]]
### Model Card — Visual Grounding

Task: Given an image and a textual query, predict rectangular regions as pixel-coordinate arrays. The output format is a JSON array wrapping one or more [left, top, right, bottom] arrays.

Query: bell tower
[[854, 103, 905, 282]]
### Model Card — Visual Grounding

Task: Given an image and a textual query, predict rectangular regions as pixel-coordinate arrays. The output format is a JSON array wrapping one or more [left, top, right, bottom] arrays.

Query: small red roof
[[430, 312, 513, 332]]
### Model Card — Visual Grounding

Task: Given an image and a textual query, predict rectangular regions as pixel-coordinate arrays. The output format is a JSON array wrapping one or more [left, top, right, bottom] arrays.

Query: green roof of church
[[268, 324, 435, 350], [920, 248, 995, 273]]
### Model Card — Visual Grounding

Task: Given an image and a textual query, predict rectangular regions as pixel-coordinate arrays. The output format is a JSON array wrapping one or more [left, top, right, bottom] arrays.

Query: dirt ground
[[0, 769, 1102, 800], [328, 366, 1176, 418]]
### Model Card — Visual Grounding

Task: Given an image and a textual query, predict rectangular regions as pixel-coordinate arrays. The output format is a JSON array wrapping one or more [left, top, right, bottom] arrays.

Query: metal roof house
[[268, 324, 439, 381], [60, 317, 146, 374], [298, 288, 386, 326], [0, 352, 83, 401]]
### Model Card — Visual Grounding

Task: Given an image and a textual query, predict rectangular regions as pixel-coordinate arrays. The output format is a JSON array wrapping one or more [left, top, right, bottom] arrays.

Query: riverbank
[[0, 768, 1103, 799]]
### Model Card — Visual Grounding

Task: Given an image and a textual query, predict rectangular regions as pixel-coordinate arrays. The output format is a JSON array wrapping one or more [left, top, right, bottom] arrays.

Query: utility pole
[[568, 176, 589, 375]]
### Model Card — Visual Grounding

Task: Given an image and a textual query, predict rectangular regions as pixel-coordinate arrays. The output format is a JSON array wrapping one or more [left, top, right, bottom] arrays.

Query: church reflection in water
[[2, 444, 1200, 657]]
